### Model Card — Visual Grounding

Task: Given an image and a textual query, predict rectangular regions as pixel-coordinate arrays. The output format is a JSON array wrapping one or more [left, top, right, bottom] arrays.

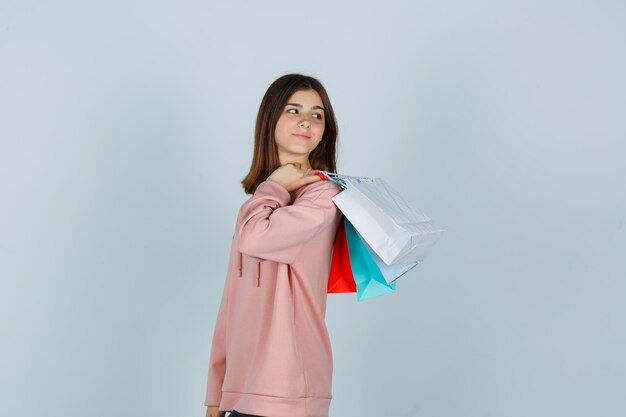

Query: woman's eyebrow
[[285, 102, 325, 112]]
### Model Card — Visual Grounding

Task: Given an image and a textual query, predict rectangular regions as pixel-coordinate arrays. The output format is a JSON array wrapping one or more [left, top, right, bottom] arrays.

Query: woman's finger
[[303, 174, 322, 185]]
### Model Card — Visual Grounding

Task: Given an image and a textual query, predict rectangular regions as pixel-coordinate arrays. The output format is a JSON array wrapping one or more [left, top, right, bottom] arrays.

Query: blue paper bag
[[344, 218, 397, 301]]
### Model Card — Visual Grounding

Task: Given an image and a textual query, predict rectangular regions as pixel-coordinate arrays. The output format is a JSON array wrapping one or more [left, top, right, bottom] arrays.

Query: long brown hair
[[241, 74, 339, 195]]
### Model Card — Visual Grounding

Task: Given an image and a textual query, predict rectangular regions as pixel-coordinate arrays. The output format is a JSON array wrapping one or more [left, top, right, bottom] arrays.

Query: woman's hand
[[205, 405, 226, 417], [267, 162, 322, 192]]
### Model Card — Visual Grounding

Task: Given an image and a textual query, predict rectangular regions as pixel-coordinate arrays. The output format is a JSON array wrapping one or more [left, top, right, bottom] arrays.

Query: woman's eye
[[286, 108, 323, 120]]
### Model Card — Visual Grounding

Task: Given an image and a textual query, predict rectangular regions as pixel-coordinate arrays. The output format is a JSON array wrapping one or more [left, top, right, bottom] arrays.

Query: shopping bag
[[359, 229, 418, 284], [327, 219, 357, 294], [327, 217, 410, 298], [343, 217, 396, 301], [317, 170, 445, 266]]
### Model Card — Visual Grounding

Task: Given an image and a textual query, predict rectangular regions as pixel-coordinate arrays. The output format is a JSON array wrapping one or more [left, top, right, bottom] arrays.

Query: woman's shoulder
[[291, 179, 342, 201]]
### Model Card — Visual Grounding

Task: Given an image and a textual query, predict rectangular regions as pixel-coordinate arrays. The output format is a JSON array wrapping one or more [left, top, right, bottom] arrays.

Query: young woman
[[204, 74, 344, 417]]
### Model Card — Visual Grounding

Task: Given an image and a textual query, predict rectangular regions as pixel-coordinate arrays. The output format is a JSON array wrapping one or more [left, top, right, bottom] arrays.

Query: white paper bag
[[357, 225, 418, 284], [320, 171, 445, 266]]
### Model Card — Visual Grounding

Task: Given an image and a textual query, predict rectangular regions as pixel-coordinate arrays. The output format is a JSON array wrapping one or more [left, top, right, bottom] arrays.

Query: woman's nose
[[299, 119, 311, 127]]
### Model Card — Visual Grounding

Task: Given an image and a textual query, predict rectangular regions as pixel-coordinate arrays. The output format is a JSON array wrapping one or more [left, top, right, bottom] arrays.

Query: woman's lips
[[292, 133, 311, 140]]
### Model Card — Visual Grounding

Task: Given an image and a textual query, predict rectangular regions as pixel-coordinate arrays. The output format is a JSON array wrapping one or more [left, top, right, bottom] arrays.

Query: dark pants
[[229, 410, 265, 417]]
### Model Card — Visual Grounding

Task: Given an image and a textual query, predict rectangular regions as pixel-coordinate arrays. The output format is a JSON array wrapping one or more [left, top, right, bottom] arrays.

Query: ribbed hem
[[204, 390, 222, 407], [219, 390, 331, 417]]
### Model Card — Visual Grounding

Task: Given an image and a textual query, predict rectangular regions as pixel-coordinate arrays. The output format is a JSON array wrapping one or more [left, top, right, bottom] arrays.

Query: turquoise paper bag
[[344, 218, 397, 301]]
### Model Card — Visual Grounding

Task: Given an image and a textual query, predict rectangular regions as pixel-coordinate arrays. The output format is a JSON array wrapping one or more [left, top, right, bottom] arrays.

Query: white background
[[1, 1, 624, 416]]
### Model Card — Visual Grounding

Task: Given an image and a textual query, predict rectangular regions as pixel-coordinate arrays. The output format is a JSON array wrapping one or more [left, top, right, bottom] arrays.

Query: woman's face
[[274, 89, 325, 166]]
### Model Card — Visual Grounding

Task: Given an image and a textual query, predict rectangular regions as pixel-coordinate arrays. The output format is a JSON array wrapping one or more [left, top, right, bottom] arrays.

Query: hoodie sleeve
[[236, 179, 342, 265], [204, 247, 232, 407]]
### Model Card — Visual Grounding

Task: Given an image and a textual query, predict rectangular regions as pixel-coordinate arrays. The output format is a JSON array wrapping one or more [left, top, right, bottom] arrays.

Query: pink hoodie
[[204, 177, 344, 417]]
